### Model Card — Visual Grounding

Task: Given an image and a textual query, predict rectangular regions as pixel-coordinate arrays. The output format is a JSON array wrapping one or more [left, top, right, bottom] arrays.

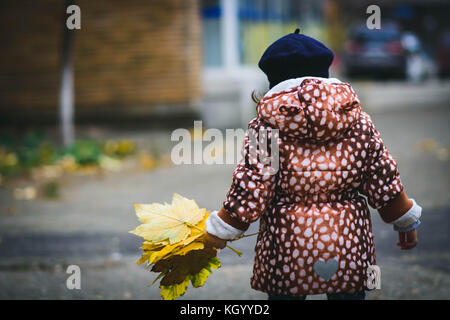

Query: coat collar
[[264, 76, 342, 98]]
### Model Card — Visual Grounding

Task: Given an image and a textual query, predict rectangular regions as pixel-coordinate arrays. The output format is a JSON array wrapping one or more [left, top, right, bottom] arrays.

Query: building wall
[[0, 0, 202, 118]]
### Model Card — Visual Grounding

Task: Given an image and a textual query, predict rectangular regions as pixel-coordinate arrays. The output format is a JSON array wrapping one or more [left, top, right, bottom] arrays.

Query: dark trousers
[[268, 291, 366, 300]]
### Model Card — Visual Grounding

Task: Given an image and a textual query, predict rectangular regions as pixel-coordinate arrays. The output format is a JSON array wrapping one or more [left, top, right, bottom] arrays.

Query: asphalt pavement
[[0, 80, 449, 300]]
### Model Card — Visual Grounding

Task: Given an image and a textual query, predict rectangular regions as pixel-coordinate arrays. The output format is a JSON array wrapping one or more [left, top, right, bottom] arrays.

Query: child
[[205, 29, 422, 300]]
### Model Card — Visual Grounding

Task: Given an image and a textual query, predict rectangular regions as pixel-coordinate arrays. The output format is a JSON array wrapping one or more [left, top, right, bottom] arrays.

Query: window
[[202, 0, 222, 67]]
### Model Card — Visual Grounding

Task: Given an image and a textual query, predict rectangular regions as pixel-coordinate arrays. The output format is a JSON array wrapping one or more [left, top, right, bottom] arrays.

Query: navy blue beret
[[258, 29, 334, 89]]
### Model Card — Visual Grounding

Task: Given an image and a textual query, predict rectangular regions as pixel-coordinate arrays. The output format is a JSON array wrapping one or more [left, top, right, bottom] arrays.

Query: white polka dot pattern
[[223, 78, 403, 296]]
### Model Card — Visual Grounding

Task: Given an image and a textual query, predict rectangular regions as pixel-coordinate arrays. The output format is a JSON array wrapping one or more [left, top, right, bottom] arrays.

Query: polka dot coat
[[222, 78, 404, 296]]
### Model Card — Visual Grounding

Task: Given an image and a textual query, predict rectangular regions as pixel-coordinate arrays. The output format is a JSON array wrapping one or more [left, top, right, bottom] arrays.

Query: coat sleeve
[[360, 120, 405, 214], [221, 118, 280, 227]]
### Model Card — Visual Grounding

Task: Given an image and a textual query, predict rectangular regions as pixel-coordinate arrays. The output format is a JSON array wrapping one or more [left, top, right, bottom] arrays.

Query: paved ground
[[0, 80, 449, 300]]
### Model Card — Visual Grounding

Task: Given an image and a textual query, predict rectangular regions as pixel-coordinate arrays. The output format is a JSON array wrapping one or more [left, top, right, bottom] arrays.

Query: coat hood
[[257, 77, 361, 142]]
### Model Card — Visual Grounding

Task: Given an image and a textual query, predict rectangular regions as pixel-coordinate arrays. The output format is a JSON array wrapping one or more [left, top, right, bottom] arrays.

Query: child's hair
[[251, 90, 263, 104]]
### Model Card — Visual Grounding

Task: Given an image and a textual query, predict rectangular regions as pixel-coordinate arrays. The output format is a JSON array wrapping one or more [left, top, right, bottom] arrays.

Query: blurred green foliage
[[0, 131, 136, 177], [66, 140, 101, 166], [43, 181, 60, 199]]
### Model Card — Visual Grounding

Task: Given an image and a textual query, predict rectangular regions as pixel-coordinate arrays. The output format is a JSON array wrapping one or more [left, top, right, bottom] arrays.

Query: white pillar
[[60, 1, 75, 147], [221, 0, 239, 71]]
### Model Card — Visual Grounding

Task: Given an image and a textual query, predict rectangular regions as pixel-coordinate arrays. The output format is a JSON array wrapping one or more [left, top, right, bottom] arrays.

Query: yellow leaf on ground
[[139, 152, 157, 170]]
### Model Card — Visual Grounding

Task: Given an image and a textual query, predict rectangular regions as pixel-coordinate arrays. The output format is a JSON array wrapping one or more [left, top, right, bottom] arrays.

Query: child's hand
[[204, 232, 227, 249], [397, 229, 418, 250]]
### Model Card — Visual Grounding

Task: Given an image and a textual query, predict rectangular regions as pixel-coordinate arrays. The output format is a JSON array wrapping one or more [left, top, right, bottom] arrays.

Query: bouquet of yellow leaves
[[130, 193, 239, 300]]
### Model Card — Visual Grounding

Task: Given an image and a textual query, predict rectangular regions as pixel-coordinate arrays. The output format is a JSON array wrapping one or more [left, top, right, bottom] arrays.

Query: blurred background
[[0, 0, 449, 299]]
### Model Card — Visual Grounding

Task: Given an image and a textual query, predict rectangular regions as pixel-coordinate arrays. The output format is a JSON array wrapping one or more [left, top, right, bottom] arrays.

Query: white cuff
[[206, 210, 245, 241], [390, 199, 422, 228]]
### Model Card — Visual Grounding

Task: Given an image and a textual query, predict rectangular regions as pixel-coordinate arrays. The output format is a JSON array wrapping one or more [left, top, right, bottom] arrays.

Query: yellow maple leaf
[[158, 256, 222, 300], [130, 193, 206, 244], [190, 257, 221, 288], [140, 242, 165, 251], [136, 212, 209, 266], [129, 193, 243, 300], [139, 241, 205, 266], [160, 277, 191, 300], [172, 242, 204, 256]]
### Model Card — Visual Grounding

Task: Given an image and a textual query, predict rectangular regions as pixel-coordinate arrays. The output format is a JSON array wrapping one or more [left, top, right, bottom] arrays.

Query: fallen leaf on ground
[[416, 138, 437, 152], [13, 186, 37, 200], [139, 153, 157, 170]]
